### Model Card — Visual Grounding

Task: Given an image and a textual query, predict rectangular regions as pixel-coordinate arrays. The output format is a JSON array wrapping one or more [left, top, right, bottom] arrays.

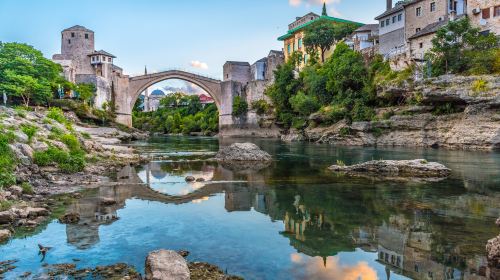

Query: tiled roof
[[408, 20, 447, 40], [374, 5, 405, 20], [63, 25, 93, 33], [278, 15, 364, 41], [88, 50, 116, 58]]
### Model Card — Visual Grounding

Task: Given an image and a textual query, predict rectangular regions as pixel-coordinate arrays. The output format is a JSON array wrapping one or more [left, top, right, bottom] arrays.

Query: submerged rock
[[59, 212, 80, 224], [328, 159, 451, 180], [145, 250, 190, 280], [189, 262, 243, 280], [0, 229, 11, 243], [185, 176, 196, 182], [215, 143, 272, 162]]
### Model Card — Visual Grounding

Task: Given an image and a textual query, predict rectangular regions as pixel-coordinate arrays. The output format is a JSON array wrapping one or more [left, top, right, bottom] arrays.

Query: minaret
[[322, 2, 328, 16], [144, 66, 150, 112]]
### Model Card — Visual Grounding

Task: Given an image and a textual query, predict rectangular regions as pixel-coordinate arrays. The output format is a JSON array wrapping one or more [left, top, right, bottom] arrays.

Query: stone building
[[467, 0, 500, 35], [278, 3, 363, 67], [375, 1, 407, 59], [350, 24, 379, 52], [52, 25, 126, 109]]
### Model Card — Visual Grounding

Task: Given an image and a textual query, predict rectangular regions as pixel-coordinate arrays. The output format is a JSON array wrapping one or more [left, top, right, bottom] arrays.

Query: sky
[[0, 0, 385, 91]]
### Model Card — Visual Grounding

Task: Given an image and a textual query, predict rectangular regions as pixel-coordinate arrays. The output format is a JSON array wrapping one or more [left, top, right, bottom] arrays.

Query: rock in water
[[0, 229, 11, 243], [145, 250, 190, 280], [185, 176, 195, 182], [328, 159, 451, 180], [215, 143, 272, 162], [487, 235, 500, 267]]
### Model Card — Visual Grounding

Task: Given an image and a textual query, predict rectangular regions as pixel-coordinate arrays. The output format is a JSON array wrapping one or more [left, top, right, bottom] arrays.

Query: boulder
[[0, 211, 14, 224], [59, 212, 80, 224], [14, 131, 29, 143], [26, 207, 49, 218], [145, 250, 190, 280], [215, 143, 272, 162], [328, 159, 451, 180], [16, 143, 34, 160], [31, 140, 49, 152], [0, 229, 11, 243], [7, 185, 23, 196], [185, 176, 195, 182], [487, 235, 500, 267]]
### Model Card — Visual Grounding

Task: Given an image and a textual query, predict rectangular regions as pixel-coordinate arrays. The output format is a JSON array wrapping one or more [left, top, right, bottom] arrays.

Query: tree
[[232, 95, 248, 117], [0, 42, 63, 106], [304, 21, 359, 63], [428, 17, 499, 75], [75, 83, 96, 105]]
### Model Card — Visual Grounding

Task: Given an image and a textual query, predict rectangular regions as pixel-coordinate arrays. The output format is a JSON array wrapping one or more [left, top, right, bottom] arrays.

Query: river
[[1, 136, 500, 279]]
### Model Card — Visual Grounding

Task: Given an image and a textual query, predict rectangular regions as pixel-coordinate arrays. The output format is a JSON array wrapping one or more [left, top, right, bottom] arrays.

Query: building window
[[482, 7, 491, 19], [392, 16, 396, 23], [287, 44, 291, 54], [430, 2, 436, 12], [85, 33, 89, 39], [398, 14, 402, 21], [108, 57, 111, 62], [71, 32, 75, 38], [68, 39, 71, 44], [298, 38, 303, 49], [495, 6, 500, 17], [419, 42, 423, 48], [416, 7, 422, 16], [386, 18, 390, 26], [381, 21, 385, 27]]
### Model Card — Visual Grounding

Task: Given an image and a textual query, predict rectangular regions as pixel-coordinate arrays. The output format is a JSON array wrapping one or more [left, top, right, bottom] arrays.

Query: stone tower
[[60, 25, 95, 75]]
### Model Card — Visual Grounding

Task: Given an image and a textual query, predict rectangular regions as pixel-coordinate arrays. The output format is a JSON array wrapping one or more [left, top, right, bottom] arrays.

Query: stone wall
[[408, 32, 435, 61], [404, 0, 448, 41], [223, 62, 251, 84], [379, 27, 406, 55], [467, 0, 500, 35]]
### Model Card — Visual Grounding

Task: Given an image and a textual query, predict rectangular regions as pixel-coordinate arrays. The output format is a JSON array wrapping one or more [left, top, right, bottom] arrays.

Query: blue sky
[[0, 0, 384, 80]]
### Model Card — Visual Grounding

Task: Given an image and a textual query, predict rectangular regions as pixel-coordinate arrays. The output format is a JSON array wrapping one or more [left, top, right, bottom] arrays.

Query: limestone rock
[[281, 129, 305, 142], [7, 185, 23, 196], [59, 212, 80, 224], [16, 143, 34, 160], [26, 207, 49, 218], [14, 131, 29, 143], [487, 235, 500, 267], [215, 143, 271, 162], [31, 140, 49, 152], [0, 211, 14, 224], [0, 229, 11, 243], [328, 159, 451, 180], [185, 176, 195, 182], [145, 250, 190, 280]]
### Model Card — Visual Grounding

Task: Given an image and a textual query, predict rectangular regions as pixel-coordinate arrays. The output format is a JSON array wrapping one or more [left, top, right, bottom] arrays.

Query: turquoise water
[[1, 136, 500, 279]]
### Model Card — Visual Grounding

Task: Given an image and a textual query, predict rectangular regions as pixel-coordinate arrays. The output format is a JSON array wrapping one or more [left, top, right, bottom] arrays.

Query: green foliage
[[232, 96, 248, 117], [47, 107, 68, 124], [0, 131, 17, 189], [81, 132, 91, 139], [371, 127, 384, 138], [21, 182, 34, 194], [74, 83, 96, 105], [20, 124, 37, 142], [34, 147, 86, 173], [336, 160, 346, 166], [432, 103, 461, 115], [0, 42, 63, 106], [303, 21, 358, 63], [339, 127, 352, 136], [381, 110, 395, 120], [251, 99, 270, 115], [428, 17, 499, 75], [133, 93, 219, 135], [471, 79, 488, 93], [60, 133, 81, 152], [289, 91, 319, 116]]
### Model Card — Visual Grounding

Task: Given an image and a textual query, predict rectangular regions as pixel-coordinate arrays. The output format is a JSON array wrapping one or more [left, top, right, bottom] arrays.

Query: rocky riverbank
[[0, 106, 147, 240], [282, 74, 500, 150]]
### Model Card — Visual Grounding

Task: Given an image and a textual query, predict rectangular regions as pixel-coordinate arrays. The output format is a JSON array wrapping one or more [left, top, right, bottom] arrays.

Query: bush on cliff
[[0, 131, 17, 189], [34, 147, 86, 173], [428, 17, 499, 75], [232, 96, 248, 117]]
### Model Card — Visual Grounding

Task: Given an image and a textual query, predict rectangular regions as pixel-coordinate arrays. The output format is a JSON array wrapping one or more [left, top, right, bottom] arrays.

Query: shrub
[[319, 105, 347, 124], [291, 117, 308, 130], [21, 182, 34, 194], [339, 127, 352, 136], [21, 124, 37, 142], [34, 147, 86, 173], [251, 99, 270, 115], [336, 160, 346, 166], [60, 134, 81, 151], [232, 96, 248, 117], [0, 132, 17, 189], [47, 107, 68, 124], [59, 153, 86, 173], [289, 91, 320, 117], [371, 127, 384, 138], [381, 110, 395, 120], [472, 79, 488, 93], [433, 103, 461, 115], [81, 132, 91, 139]]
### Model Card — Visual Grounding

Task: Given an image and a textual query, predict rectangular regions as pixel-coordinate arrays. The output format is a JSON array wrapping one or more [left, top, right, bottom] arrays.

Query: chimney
[[387, 0, 393, 10]]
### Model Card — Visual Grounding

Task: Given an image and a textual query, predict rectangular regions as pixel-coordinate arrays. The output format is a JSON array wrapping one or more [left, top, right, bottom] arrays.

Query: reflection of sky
[[137, 165, 214, 196], [0, 195, 409, 280]]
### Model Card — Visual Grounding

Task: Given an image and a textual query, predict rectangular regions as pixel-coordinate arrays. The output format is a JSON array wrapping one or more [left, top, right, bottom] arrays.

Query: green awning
[[278, 15, 364, 41]]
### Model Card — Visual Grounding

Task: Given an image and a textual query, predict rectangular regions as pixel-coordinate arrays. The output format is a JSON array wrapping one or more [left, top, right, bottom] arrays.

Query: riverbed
[[1, 136, 500, 279]]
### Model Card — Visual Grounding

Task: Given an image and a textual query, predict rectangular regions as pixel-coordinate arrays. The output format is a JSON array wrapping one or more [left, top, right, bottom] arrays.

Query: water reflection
[[2, 137, 500, 279]]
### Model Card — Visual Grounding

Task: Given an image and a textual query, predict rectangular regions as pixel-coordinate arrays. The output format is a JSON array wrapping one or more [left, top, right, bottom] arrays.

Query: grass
[[21, 124, 38, 143], [0, 131, 17, 189], [339, 127, 352, 137], [336, 160, 346, 166], [471, 79, 488, 94], [21, 182, 34, 194], [34, 147, 86, 173], [81, 132, 91, 139], [371, 127, 384, 138]]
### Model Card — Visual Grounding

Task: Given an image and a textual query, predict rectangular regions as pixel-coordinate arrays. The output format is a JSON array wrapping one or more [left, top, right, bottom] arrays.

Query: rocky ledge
[[328, 159, 451, 181], [145, 249, 242, 280], [215, 143, 272, 162]]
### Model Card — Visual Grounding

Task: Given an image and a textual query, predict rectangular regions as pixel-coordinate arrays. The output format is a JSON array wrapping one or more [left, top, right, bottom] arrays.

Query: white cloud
[[190, 60, 208, 70], [288, 0, 342, 16]]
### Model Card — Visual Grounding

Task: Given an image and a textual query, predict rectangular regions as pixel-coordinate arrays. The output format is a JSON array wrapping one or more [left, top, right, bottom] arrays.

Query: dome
[[151, 89, 165, 96]]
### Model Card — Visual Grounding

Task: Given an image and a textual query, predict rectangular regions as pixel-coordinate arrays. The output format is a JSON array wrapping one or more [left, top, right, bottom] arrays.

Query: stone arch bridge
[[114, 69, 236, 134]]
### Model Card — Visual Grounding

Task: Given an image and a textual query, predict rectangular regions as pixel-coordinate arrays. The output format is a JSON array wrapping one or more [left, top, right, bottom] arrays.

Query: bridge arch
[[128, 70, 222, 112]]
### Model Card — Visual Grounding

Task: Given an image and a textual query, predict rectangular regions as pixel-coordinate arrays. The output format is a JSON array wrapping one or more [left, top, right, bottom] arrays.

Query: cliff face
[[299, 75, 500, 150]]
